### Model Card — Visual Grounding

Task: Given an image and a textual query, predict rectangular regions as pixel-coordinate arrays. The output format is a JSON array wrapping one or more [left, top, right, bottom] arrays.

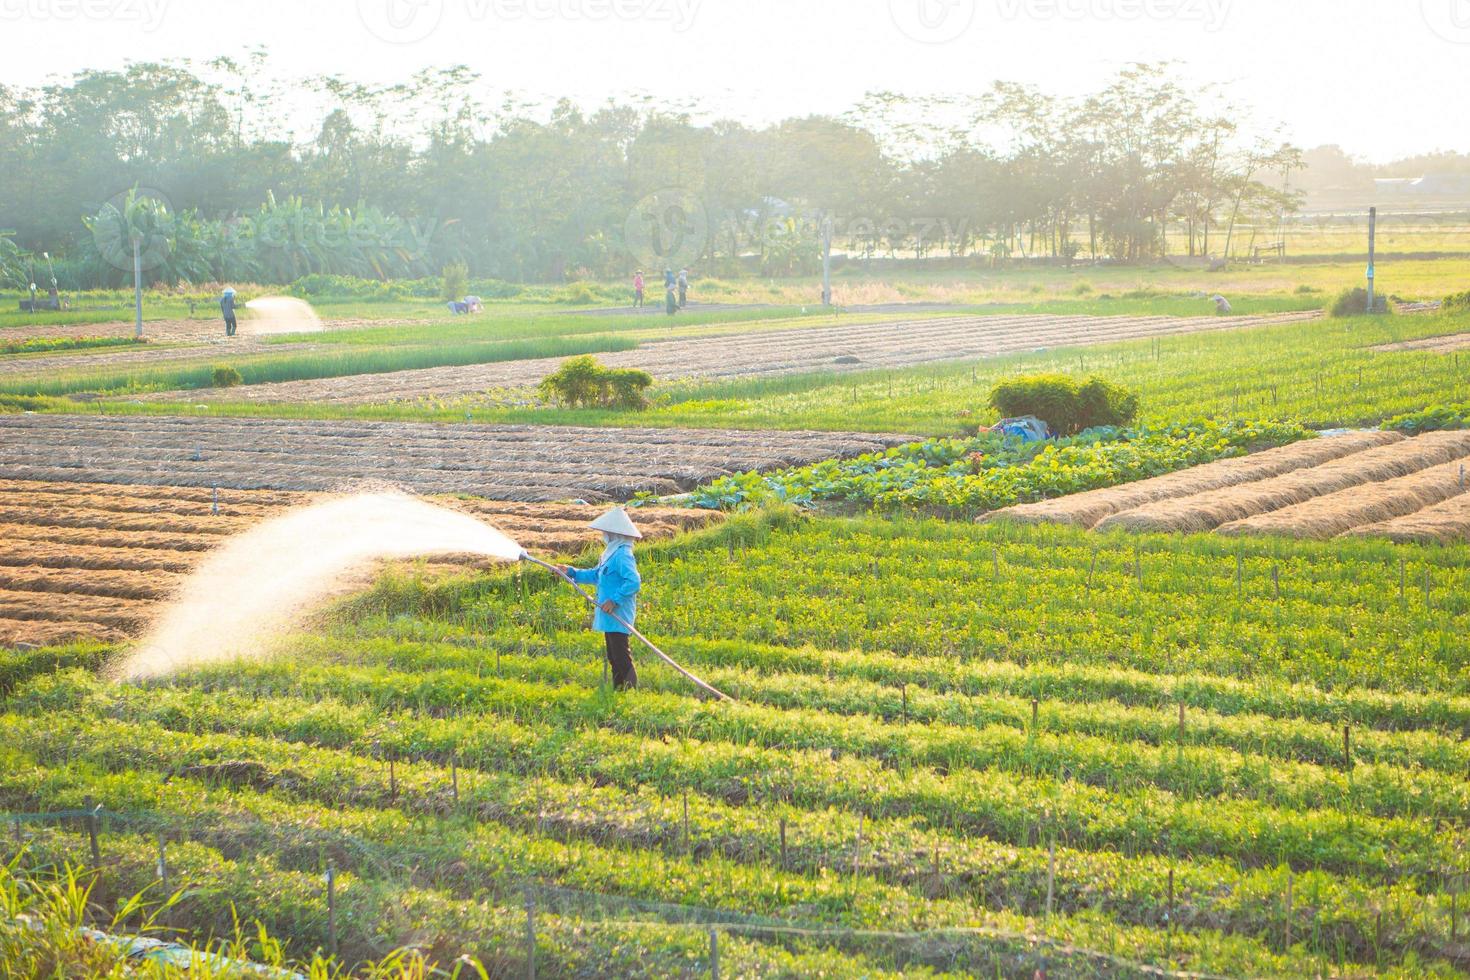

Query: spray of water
[[240, 296, 324, 335], [115, 492, 523, 681]]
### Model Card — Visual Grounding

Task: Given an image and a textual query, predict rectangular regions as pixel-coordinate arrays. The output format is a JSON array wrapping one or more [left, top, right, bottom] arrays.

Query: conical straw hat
[[589, 507, 642, 539]]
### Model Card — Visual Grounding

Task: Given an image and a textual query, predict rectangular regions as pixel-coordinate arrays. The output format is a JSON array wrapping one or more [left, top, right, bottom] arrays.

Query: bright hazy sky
[[4, 0, 1468, 162]]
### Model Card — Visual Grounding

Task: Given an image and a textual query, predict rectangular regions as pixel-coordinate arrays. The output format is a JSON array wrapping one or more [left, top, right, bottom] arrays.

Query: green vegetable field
[[5, 511, 1468, 976]]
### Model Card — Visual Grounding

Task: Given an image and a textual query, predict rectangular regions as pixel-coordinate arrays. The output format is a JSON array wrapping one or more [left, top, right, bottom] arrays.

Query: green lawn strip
[[0, 333, 639, 397], [5, 679, 1445, 880], [0, 746, 1428, 969]]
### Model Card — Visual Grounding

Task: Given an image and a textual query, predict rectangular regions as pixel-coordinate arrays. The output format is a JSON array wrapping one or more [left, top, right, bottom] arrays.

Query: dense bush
[[1443, 290, 1470, 313], [1327, 287, 1389, 317], [440, 262, 469, 302], [211, 365, 243, 388], [988, 374, 1139, 434], [288, 274, 425, 301], [538, 355, 653, 409]]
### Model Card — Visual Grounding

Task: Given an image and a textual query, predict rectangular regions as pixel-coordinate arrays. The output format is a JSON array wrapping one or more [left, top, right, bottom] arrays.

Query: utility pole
[[132, 236, 144, 338], [1366, 206, 1377, 314], [821, 212, 833, 307]]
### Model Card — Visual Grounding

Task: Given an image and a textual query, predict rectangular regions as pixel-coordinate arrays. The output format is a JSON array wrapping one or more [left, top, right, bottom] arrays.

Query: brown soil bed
[[0, 415, 906, 502], [986, 431, 1470, 543], [0, 478, 722, 648]]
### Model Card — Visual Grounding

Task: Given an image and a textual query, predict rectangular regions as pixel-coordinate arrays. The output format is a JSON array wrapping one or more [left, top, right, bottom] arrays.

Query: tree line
[[0, 57, 1311, 288]]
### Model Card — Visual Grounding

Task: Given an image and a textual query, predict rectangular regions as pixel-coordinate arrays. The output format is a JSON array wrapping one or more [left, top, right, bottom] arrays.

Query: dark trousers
[[678, 286, 687, 308], [224, 314, 236, 336], [604, 632, 636, 689]]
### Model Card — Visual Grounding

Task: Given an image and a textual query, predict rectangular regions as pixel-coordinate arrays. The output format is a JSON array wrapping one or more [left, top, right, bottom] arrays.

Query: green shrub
[[211, 365, 243, 388], [1071, 281, 1094, 295], [538, 355, 652, 410], [988, 374, 1139, 435], [1294, 284, 1320, 295], [440, 261, 469, 302], [558, 281, 599, 305], [606, 368, 654, 410], [1443, 290, 1470, 313], [1327, 287, 1388, 317]]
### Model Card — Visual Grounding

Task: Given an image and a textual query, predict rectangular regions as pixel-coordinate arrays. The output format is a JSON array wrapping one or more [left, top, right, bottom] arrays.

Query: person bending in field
[[557, 508, 643, 690], [220, 287, 239, 337]]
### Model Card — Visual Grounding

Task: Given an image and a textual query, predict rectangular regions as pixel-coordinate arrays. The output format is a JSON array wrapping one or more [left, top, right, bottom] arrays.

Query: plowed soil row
[[987, 431, 1470, 543], [0, 478, 722, 648], [0, 415, 906, 502], [155, 311, 1321, 405]]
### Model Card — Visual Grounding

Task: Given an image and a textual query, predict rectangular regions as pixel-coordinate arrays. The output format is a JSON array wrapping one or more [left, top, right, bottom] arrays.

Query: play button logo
[[890, 0, 976, 42], [358, 0, 444, 43]]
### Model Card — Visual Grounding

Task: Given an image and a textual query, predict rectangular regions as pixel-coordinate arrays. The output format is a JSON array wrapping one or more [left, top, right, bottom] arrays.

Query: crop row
[[168, 654, 1470, 823], [292, 632, 1470, 776], [3, 730, 1439, 972], [8, 674, 1452, 880]]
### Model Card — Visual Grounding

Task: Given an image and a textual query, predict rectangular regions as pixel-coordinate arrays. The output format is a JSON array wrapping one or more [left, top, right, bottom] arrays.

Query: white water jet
[[116, 492, 523, 680], [240, 296, 323, 335]]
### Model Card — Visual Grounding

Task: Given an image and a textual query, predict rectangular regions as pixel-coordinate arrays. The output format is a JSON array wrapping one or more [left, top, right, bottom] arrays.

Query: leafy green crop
[[689, 419, 1312, 514]]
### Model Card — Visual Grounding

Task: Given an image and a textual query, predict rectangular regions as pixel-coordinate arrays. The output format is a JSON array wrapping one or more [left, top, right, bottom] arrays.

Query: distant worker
[[677, 268, 689, 309], [633, 270, 645, 308], [1211, 294, 1232, 315], [465, 295, 483, 314], [220, 287, 239, 337], [556, 508, 643, 690], [663, 268, 677, 316]]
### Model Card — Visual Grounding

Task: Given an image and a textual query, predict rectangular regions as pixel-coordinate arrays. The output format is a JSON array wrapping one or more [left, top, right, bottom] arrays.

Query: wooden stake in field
[[326, 863, 338, 958], [1045, 838, 1055, 919], [778, 817, 787, 869], [1285, 871, 1294, 946], [83, 795, 100, 868], [683, 789, 691, 855], [524, 888, 536, 980]]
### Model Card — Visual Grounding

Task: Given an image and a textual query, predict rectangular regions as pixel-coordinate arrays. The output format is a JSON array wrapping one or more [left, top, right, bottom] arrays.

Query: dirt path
[[1371, 332, 1470, 353], [0, 414, 908, 502], [153, 310, 1321, 405]]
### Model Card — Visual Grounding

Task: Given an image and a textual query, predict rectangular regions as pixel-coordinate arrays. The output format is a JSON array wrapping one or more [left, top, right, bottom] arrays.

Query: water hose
[[519, 552, 734, 703]]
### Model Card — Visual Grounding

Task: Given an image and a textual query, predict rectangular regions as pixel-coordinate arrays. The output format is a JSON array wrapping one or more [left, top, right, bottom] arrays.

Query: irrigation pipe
[[519, 552, 734, 703]]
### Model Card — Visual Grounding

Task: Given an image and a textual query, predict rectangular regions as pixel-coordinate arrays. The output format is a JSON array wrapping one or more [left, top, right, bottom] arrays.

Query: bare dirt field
[[154, 310, 1321, 405], [0, 478, 720, 647], [986, 430, 1470, 543], [0, 414, 907, 501]]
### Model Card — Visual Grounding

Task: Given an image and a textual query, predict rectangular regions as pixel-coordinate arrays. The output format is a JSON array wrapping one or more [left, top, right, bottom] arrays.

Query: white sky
[[3, 0, 1469, 162]]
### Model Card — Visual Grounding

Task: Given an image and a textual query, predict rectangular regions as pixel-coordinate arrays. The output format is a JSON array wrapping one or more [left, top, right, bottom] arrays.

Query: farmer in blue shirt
[[557, 508, 643, 689], [220, 287, 239, 336]]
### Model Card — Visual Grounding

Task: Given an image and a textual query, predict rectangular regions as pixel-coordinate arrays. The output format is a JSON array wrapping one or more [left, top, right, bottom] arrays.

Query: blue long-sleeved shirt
[[568, 541, 641, 634]]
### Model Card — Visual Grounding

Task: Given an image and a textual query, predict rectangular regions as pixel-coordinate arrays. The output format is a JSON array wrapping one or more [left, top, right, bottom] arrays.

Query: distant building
[[1373, 175, 1470, 197]]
